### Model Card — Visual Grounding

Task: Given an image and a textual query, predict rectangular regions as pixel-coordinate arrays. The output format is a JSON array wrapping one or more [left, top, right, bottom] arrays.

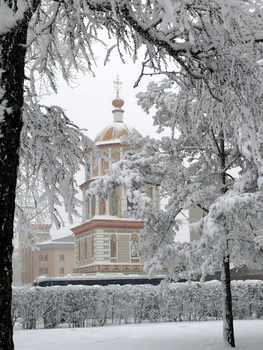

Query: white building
[[72, 80, 159, 274]]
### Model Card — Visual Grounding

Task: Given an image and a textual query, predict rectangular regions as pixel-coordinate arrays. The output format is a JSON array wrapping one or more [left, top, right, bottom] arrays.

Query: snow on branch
[[17, 99, 95, 229], [12, 280, 263, 328], [0, 0, 29, 34]]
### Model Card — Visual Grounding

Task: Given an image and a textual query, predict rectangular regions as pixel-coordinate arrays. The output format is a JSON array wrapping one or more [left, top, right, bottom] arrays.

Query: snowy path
[[14, 320, 262, 350]]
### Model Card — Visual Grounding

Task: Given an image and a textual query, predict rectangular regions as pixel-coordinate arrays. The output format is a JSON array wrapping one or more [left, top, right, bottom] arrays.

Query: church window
[[92, 197, 96, 216], [87, 198, 90, 219], [99, 197, 106, 215], [130, 234, 139, 258], [102, 155, 108, 174], [110, 234, 117, 258], [92, 156, 98, 177], [86, 198, 90, 218], [110, 189, 119, 216]]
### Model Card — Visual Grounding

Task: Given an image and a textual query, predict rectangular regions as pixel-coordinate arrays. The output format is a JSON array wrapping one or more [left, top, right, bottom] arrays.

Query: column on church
[[98, 155, 102, 176], [95, 195, 99, 216], [82, 191, 89, 222], [89, 153, 93, 180], [108, 148, 112, 170], [121, 187, 127, 216], [105, 197, 110, 215]]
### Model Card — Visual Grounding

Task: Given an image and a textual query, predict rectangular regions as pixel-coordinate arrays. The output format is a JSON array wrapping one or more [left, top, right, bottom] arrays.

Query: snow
[[83, 214, 142, 222], [95, 122, 138, 144], [0, 0, 28, 34], [14, 320, 263, 350]]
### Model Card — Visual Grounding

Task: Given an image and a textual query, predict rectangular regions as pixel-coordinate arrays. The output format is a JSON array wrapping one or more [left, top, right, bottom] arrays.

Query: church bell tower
[[72, 77, 159, 274]]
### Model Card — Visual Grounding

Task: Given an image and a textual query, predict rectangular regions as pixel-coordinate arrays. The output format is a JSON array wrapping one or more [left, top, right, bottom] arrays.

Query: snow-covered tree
[[2, 1, 263, 348], [89, 77, 263, 347], [0, 2, 97, 348], [17, 102, 92, 228], [12, 280, 263, 328]]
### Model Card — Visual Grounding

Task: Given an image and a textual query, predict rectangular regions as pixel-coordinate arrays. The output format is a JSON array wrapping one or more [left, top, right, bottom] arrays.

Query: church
[[72, 78, 159, 274]]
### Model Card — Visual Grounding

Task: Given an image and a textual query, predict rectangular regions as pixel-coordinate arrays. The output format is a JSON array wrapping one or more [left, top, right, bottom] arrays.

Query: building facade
[[72, 83, 159, 274], [36, 235, 75, 279], [17, 224, 75, 285], [19, 224, 52, 285]]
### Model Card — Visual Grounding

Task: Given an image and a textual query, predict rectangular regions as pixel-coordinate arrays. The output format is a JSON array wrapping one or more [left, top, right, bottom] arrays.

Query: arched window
[[102, 153, 108, 174], [110, 234, 117, 258], [92, 156, 98, 177], [113, 151, 118, 162], [130, 234, 139, 258], [92, 197, 96, 216], [99, 197, 106, 215], [110, 189, 119, 216]]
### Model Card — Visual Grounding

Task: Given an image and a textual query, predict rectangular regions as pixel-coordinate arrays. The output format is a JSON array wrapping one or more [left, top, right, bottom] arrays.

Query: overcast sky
[[43, 41, 189, 241], [44, 44, 162, 141]]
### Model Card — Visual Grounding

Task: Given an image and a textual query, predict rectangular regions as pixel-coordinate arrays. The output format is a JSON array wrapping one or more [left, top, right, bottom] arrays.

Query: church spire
[[112, 76, 124, 122]]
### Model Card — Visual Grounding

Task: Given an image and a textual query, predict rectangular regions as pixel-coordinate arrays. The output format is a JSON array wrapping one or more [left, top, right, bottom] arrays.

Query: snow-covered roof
[[94, 122, 138, 144], [36, 235, 75, 249], [83, 215, 142, 223], [52, 235, 75, 243]]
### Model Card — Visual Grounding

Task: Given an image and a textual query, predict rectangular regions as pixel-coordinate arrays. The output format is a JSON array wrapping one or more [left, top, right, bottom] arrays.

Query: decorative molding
[[72, 219, 144, 236]]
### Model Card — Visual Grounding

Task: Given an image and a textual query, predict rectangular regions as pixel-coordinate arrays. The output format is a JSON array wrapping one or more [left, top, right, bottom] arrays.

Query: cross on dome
[[94, 75, 139, 144], [114, 75, 122, 98], [112, 75, 124, 109]]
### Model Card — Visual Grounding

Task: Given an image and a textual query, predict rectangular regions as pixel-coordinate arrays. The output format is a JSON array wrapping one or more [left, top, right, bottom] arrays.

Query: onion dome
[[94, 122, 138, 144], [94, 76, 139, 145], [112, 97, 124, 109]]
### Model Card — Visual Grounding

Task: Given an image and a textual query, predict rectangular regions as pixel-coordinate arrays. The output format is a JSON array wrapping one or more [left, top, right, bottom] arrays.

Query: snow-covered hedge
[[12, 280, 263, 329]]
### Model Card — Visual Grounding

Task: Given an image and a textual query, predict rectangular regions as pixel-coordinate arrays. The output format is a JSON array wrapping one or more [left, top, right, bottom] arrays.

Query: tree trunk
[[216, 130, 235, 347], [0, 9, 32, 350], [221, 254, 235, 347]]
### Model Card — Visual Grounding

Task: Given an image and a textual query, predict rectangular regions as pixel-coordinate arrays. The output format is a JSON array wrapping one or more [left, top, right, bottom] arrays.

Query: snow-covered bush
[[12, 280, 263, 329]]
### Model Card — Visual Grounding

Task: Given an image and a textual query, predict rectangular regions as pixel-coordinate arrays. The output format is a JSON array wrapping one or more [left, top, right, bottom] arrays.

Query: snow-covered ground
[[14, 320, 262, 350]]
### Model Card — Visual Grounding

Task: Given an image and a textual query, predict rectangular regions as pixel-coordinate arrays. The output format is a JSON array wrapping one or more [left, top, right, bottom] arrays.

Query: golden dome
[[94, 76, 139, 145], [94, 122, 138, 144], [112, 97, 124, 108]]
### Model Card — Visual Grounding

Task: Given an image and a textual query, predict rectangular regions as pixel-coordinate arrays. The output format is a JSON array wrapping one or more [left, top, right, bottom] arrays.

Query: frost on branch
[[135, 79, 263, 281], [26, 0, 99, 94], [17, 99, 95, 230], [0, 0, 29, 35], [90, 75, 263, 285], [12, 280, 263, 328]]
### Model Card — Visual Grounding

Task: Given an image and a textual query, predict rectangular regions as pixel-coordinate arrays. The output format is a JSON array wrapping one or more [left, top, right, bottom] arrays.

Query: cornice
[[72, 219, 144, 236]]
